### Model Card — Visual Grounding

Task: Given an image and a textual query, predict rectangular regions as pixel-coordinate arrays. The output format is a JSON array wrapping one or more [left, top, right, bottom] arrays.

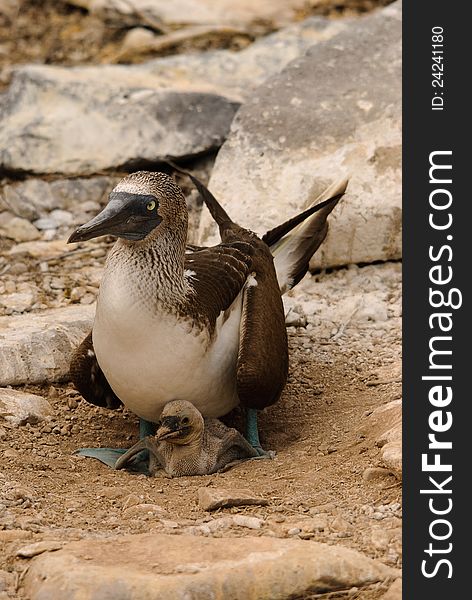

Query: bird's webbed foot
[[245, 408, 275, 458]]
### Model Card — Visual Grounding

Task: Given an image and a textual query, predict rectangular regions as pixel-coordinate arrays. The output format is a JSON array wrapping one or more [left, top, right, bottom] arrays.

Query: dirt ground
[[1, 2, 400, 598], [0, 297, 402, 597]]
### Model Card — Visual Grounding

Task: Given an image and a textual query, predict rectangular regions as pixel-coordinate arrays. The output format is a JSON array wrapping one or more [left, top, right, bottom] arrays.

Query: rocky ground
[[1, 1, 401, 598]]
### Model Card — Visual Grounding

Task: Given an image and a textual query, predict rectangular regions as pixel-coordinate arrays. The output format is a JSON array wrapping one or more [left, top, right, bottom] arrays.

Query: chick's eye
[[182, 417, 189, 425], [146, 200, 156, 211]]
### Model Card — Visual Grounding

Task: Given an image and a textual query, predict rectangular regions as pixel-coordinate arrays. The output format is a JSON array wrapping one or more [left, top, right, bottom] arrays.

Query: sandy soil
[[1, 2, 401, 598], [1, 261, 402, 598]]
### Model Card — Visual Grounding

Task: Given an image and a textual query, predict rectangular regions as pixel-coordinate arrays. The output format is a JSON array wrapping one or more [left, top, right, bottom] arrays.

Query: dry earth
[[1, 258, 402, 599], [1, 1, 401, 598]]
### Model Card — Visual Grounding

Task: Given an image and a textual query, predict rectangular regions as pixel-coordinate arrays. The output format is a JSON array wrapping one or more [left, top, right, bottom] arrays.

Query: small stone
[[8, 262, 28, 275], [49, 209, 73, 226], [274, 515, 285, 523], [67, 398, 78, 410], [0, 216, 41, 242], [232, 515, 263, 530], [70, 287, 86, 302], [302, 515, 329, 533], [121, 494, 142, 510], [17, 541, 64, 558], [371, 512, 386, 521], [0, 388, 53, 426], [4, 280, 15, 294], [160, 519, 179, 529], [197, 487, 269, 511], [363, 467, 395, 481], [330, 516, 353, 533], [80, 293, 96, 305], [287, 527, 301, 537], [285, 309, 307, 328], [0, 291, 35, 313], [33, 217, 58, 230]]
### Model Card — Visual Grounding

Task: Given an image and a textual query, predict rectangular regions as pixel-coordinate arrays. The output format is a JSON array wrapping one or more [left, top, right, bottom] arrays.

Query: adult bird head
[[155, 400, 204, 446], [68, 171, 187, 243]]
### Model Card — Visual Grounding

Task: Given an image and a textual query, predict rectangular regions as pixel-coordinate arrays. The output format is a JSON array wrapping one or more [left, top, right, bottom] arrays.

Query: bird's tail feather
[[164, 160, 233, 236], [271, 179, 348, 294]]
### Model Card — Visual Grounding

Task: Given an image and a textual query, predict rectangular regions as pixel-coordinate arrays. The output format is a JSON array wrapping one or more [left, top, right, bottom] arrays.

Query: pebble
[[371, 512, 386, 521], [0, 291, 35, 313], [362, 467, 394, 481], [330, 516, 353, 533], [16, 540, 64, 558], [8, 262, 28, 275], [33, 217, 58, 230], [232, 515, 263, 530], [0, 216, 41, 242], [197, 487, 268, 511], [287, 527, 301, 536], [49, 209, 73, 226]]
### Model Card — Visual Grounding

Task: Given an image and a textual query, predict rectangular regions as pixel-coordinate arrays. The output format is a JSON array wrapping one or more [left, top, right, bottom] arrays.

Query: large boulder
[[199, 1, 402, 268], [0, 17, 344, 176], [23, 532, 398, 599], [0, 305, 94, 386]]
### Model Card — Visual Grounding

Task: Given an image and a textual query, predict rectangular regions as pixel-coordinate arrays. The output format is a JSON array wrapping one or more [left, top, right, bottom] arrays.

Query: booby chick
[[69, 171, 347, 468], [115, 400, 259, 476]]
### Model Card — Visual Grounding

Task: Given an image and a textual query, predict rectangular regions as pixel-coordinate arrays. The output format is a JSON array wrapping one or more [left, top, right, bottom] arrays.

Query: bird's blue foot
[[245, 408, 274, 458], [75, 418, 156, 472]]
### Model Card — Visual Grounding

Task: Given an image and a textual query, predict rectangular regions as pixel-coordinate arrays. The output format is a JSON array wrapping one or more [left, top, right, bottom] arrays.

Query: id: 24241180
[[432, 26, 444, 111]]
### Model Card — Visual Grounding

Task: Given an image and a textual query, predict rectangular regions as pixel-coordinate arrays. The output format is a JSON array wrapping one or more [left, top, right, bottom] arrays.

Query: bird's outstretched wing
[[235, 241, 289, 410]]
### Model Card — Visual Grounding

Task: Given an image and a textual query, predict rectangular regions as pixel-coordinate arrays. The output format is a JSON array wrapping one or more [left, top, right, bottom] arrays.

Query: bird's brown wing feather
[[69, 332, 122, 409], [184, 242, 254, 328], [236, 244, 289, 410], [186, 240, 288, 411]]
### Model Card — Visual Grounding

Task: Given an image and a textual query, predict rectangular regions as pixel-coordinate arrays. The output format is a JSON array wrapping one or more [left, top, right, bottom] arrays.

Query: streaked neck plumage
[[104, 212, 191, 311]]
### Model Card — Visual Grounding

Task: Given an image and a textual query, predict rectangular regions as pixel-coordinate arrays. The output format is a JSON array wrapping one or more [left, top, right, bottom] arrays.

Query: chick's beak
[[155, 416, 188, 441]]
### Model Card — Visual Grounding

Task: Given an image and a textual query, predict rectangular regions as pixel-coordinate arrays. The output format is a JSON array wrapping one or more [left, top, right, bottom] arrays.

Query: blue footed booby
[[69, 171, 347, 471]]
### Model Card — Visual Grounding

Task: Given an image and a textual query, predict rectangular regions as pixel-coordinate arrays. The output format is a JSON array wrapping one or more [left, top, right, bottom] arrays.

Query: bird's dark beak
[[68, 192, 161, 243], [155, 416, 188, 441]]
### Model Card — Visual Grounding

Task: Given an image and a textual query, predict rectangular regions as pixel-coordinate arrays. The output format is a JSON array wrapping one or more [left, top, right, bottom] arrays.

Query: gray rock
[[231, 515, 263, 529], [0, 214, 40, 242], [0, 291, 36, 313], [1, 179, 56, 218], [32, 217, 58, 231], [0, 388, 53, 426], [0, 64, 238, 175], [0, 17, 344, 176], [0, 305, 94, 386], [23, 532, 399, 600], [199, 2, 402, 268], [69, 0, 318, 29], [198, 487, 269, 511]]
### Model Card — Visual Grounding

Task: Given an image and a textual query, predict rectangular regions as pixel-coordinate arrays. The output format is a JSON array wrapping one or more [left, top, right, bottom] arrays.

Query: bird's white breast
[[92, 265, 242, 422]]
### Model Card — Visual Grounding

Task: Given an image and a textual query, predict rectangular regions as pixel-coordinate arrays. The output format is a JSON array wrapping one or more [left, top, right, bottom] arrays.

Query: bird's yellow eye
[[146, 200, 156, 211]]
